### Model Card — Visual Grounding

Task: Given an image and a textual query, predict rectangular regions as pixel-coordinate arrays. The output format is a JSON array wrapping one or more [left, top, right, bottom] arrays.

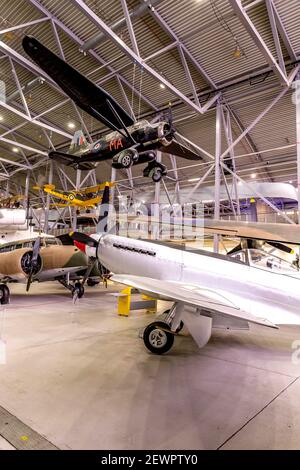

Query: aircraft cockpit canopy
[[230, 248, 298, 275]]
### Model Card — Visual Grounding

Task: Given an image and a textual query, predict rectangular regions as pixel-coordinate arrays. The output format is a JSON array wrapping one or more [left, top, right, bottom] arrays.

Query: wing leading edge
[[111, 274, 278, 329]]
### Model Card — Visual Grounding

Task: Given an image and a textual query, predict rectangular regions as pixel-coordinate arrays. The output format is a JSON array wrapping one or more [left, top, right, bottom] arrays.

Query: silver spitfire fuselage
[[82, 233, 300, 332]]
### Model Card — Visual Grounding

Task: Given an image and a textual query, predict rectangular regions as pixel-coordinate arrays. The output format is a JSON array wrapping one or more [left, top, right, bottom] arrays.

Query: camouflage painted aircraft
[[0, 232, 102, 304], [23, 36, 202, 183]]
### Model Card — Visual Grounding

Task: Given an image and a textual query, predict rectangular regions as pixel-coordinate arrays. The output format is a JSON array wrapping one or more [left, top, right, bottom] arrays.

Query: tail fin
[[97, 183, 110, 233], [69, 130, 89, 155]]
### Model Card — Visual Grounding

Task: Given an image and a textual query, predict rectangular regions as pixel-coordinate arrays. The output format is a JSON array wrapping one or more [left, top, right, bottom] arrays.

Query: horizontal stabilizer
[[48, 151, 95, 170], [22, 36, 134, 131]]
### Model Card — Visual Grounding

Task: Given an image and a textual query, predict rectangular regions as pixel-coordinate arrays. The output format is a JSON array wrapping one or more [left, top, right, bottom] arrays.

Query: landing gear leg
[[143, 160, 167, 183], [143, 304, 184, 354], [72, 282, 85, 301], [58, 278, 85, 300], [0, 284, 10, 305]]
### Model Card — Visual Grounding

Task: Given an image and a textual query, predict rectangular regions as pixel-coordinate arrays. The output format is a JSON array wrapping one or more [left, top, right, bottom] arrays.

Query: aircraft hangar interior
[[0, 0, 300, 456]]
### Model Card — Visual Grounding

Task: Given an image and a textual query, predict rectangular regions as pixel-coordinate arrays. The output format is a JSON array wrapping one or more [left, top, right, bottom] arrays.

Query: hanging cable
[[131, 62, 136, 118], [210, 0, 247, 58], [137, 66, 144, 121]]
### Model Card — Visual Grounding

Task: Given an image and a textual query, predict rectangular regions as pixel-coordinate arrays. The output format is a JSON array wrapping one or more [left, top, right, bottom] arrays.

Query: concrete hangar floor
[[0, 281, 299, 450]]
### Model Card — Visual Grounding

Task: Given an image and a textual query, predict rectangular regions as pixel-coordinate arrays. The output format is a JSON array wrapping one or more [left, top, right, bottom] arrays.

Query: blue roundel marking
[[94, 142, 101, 150]]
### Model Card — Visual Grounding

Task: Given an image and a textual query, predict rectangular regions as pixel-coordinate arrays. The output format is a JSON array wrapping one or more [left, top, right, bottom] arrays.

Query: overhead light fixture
[[289, 180, 293, 184], [188, 177, 200, 182], [251, 173, 256, 179], [159, 83, 165, 89], [68, 122, 75, 129], [0, 116, 3, 121], [238, 181, 242, 186], [12, 147, 19, 153], [233, 44, 242, 59]]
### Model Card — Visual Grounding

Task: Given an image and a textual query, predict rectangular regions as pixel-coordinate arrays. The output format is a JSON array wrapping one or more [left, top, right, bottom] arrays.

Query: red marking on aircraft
[[109, 138, 124, 151]]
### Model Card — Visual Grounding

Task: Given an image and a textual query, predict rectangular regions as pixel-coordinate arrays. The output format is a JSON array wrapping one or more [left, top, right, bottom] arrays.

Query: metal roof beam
[[0, 17, 50, 35], [219, 65, 299, 162], [28, 0, 158, 112], [178, 45, 201, 107], [266, 0, 286, 75], [244, 0, 265, 11], [70, 0, 214, 115], [120, 0, 140, 57], [80, 0, 162, 53], [271, 0, 297, 62], [147, 4, 217, 90], [6, 76, 44, 104], [229, 0, 289, 85], [0, 99, 72, 139]]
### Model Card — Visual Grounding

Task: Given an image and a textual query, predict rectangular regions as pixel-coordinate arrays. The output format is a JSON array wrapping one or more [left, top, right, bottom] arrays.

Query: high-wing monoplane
[[22, 36, 202, 182]]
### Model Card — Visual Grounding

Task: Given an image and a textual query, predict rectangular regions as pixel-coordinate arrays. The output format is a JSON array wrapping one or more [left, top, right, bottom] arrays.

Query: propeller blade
[[26, 272, 33, 292], [267, 242, 294, 255], [26, 237, 42, 292], [69, 231, 98, 248], [32, 236, 41, 262]]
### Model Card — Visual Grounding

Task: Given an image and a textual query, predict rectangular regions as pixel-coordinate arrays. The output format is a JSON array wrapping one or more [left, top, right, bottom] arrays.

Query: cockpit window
[[248, 249, 298, 274], [44, 238, 61, 246], [229, 251, 247, 264]]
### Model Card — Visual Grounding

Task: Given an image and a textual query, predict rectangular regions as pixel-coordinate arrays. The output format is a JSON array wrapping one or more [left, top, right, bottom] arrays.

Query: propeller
[[26, 237, 41, 292], [166, 103, 176, 137]]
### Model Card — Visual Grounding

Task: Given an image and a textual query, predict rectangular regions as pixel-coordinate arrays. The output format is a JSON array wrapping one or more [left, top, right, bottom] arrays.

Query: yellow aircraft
[[33, 182, 114, 209]]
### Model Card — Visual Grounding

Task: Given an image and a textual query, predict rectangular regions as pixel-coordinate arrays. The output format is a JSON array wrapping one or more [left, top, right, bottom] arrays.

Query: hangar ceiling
[[0, 0, 299, 199]]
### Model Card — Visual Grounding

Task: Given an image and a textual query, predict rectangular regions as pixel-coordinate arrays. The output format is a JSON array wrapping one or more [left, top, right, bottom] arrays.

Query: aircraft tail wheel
[[0, 284, 10, 305], [143, 321, 174, 354], [72, 282, 85, 299], [151, 168, 163, 183]]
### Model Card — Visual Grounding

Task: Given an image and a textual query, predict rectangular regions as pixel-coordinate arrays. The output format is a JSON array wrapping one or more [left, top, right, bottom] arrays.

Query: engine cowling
[[156, 122, 173, 146], [20, 251, 43, 276], [0, 248, 43, 279]]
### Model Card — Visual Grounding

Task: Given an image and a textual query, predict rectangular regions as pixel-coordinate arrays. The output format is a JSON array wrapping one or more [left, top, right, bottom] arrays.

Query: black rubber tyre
[[73, 282, 85, 299], [119, 153, 132, 168], [0, 284, 10, 305], [143, 321, 174, 355], [151, 168, 163, 183]]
